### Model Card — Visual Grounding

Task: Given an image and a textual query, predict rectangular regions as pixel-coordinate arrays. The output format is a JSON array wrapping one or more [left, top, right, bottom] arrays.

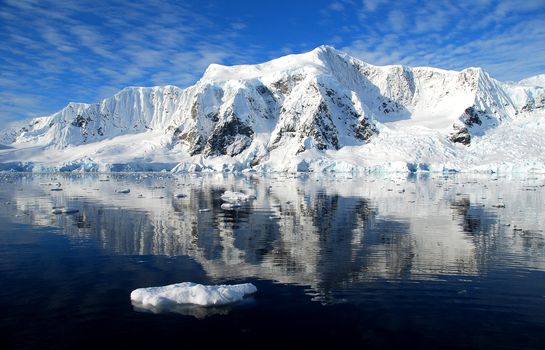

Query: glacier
[[1, 45, 544, 173]]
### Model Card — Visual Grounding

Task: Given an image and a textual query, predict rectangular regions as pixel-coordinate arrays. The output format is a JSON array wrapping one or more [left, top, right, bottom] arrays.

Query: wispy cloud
[[342, 0, 545, 81], [362, 0, 385, 12], [0, 0, 255, 129], [387, 10, 405, 32]]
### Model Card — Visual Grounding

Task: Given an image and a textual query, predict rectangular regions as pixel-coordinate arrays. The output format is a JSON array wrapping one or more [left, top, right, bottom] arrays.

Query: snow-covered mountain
[[519, 74, 545, 87], [1, 45, 544, 173]]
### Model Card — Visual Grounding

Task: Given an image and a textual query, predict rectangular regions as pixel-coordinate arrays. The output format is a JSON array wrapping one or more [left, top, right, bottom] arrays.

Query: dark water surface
[[0, 173, 544, 349]]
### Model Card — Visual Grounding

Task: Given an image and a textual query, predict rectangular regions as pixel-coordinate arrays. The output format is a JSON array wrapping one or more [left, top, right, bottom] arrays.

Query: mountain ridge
[[1, 45, 544, 173]]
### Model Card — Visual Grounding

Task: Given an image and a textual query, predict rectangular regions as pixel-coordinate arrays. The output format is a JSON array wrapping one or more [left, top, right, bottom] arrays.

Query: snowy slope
[[1, 45, 544, 173], [519, 74, 545, 87]]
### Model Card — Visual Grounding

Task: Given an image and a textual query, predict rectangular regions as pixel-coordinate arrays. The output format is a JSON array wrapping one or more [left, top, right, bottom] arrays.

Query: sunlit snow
[[130, 282, 257, 310]]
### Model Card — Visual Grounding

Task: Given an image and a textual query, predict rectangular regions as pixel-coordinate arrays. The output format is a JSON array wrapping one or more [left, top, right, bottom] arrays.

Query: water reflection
[[132, 301, 234, 319], [1, 172, 544, 300]]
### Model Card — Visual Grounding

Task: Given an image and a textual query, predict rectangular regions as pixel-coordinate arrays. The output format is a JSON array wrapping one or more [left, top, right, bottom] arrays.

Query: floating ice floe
[[51, 207, 79, 214], [174, 193, 187, 198], [220, 191, 253, 204], [130, 282, 257, 310], [115, 188, 130, 194], [221, 202, 241, 210], [198, 208, 211, 212]]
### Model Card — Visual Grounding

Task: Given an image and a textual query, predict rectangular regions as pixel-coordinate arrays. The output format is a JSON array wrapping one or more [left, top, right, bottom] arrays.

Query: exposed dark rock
[[379, 98, 402, 114], [207, 112, 219, 122], [204, 111, 254, 157], [270, 74, 304, 95], [71, 114, 92, 128], [176, 128, 204, 156], [461, 106, 484, 127], [354, 118, 376, 142], [300, 101, 339, 150], [521, 97, 544, 112], [191, 101, 198, 119], [253, 84, 277, 119], [449, 124, 471, 145]]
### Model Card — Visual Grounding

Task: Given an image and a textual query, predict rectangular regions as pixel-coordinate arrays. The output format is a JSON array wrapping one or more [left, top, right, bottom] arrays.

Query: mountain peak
[[200, 45, 347, 83]]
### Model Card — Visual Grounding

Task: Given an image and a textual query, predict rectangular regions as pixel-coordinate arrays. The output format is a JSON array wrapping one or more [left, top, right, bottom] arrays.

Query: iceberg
[[220, 191, 253, 203], [221, 202, 242, 210], [130, 282, 257, 309], [51, 207, 79, 214]]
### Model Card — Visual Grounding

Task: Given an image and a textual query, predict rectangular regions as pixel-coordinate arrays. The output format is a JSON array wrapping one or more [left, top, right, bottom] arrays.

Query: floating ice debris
[[115, 188, 130, 194], [130, 282, 257, 308], [198, 208, 211, 212], [50, 188, 63, 191], [221, 202, 241, 210], [51, 207, 78, 214], [221, 191, 252, 204], [174, 193, 187, 198]]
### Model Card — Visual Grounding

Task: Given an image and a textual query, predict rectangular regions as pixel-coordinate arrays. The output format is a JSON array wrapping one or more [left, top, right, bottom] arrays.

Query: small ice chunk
[[221, 191, 252, 204], [130, 282, 257, 308], [221, 202, 241, 210], [61, 208, 79, 214], [198, 208, 211, 212], [174, 193, 187, 198], [116, 188, 130, 194], [51, 208, 63, 214], [50, 188, 63, 192]]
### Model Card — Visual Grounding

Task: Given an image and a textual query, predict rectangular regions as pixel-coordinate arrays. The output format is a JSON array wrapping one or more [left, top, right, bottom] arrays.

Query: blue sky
[[1, 0, 544, 128]]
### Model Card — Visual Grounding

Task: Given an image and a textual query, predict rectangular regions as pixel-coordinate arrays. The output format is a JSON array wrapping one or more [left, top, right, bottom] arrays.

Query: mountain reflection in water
[[2, 172, 544, 303]]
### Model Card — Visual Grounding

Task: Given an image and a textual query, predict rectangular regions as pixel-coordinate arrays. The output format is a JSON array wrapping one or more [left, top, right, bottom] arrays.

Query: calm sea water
[[0, 173, 544, 349]]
